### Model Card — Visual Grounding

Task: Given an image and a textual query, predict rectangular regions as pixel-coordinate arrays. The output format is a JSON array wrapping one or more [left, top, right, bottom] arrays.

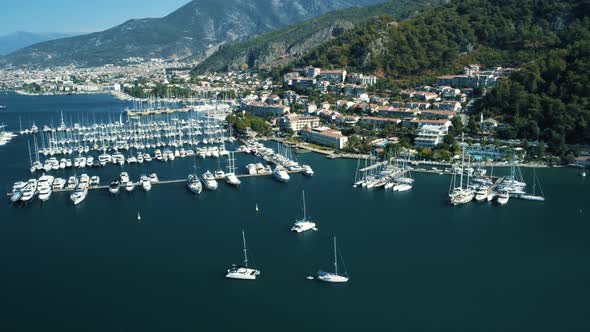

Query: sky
[[0, 0, 190, 35]]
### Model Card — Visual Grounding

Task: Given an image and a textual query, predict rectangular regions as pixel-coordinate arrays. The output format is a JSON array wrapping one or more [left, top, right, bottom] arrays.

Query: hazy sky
[[0, 0, 190, 35]]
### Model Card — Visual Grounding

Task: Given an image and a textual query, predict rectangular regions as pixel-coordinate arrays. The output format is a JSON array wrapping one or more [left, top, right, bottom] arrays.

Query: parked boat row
[[239, 140, 314, 182]]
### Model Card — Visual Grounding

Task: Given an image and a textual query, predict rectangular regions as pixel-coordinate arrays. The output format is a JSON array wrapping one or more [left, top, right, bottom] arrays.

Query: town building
[[280, 114, 321, 132], [301, 127, 348, 149], [319, 69, 347, 83], [242, 102, 290, 117], [414, 125, 449, 148]]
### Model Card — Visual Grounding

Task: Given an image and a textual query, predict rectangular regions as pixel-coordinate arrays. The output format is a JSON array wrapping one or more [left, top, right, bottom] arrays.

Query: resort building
[[280, 114, 321, 132], [301, 127, 348, 149]]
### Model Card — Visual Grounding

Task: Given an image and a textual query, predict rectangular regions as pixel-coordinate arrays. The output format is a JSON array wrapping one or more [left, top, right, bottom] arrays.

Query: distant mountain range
[[1, 0, 387, 67], [0, 31, 80, 55]]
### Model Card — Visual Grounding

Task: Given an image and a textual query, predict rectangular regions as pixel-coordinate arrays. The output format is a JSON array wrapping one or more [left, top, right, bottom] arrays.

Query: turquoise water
[[0, 92, 589, 331]]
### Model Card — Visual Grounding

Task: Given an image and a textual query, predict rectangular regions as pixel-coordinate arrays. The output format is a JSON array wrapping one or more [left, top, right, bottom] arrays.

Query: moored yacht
[[272, 166, 290, 182], [109, 180, 121, 195], [496, 190, 509, 205], [303, 165, 314, 176], [70, 183, 88, 205], [187, 174, 202, 195], [202, 171, 218, 190], [149, 173, 159, 184], [125, 180, 135, 192], [140, 175, 152, 191]]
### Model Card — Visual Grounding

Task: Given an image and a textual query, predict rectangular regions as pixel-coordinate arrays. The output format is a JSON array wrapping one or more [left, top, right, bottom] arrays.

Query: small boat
[[317, 237, 349, 283], [226, 230, 261, 280], [255, 203, 259, 213], [393, 183, 412, 192], [582, 171, 587, 177], [137, 212, 141, 221]]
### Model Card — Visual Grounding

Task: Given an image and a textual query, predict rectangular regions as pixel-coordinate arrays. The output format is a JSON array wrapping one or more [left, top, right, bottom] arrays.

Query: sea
[[0, 91, 589, 331]]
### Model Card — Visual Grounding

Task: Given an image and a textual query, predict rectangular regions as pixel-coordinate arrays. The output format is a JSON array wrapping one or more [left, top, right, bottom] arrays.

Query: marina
[[0, 92, 588, 331]]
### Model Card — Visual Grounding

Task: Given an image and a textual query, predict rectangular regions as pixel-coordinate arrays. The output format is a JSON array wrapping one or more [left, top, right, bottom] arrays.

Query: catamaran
[[291, 190, 317, 233], [317, 236, 349, 283], [226, 230, 261, 280]]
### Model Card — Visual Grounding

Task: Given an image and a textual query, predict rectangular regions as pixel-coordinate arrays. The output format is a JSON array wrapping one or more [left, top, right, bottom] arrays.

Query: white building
[[301, 127, 348, 149], [414, 125, 448, 148], [280, 114, 321, 132]]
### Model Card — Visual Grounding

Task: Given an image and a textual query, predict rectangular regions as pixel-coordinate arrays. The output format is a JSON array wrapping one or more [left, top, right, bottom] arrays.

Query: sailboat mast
[[302, 190, 306, 220], [242, 230, 248, 268], [334, 237, 338, 275]]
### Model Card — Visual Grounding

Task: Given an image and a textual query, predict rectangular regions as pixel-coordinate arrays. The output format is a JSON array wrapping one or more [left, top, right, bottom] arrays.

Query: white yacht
[[90, 176, 100, 187], [109, 180, 121, 195], [187, 174, 202, 195], [317, 237, 349, 283], [291, 190, 317, 233], [226, 230, 261, 280], [70, 183, 88, 205], [393, 183, 412, 192], [120, 172, 130, 184], [272, 166, 290, 182], [474, 187, 489, 202], [149, 173, 159, 184], [246, 163, 257, 175], [10, 182, 27, 203], [303, 165, 314, 176], [140, 175, 152, 191], [202, 171, 218, 190], [497, 190, 510, 205], [20, 181, 37, 203], [225, 173, 241, 186], [66, 176, 78, 190], [37, 185, 52, 202], [125, 180, 135, 192]]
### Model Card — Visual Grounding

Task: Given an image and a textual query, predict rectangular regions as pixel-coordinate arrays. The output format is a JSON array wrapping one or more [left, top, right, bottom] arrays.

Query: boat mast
[[302, 190, 306, 220], [334, 237, 338, 275], [242, 230, 248, 268]]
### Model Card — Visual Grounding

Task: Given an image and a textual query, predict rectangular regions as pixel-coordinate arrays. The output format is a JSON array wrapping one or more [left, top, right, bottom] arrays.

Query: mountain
[[193, 0, 439, 73], [0, 31, 80, 55], [292, 0, 586, 80], [1, 0, 387, 67]]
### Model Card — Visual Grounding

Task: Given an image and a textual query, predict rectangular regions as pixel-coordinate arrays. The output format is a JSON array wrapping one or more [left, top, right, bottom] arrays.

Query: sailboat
[[255, 203, 259, 213], [317, 236, 349, 283], [519, 168, 545, 201], [137, 212, 142, 221], [226, 230, 261, 280], [291, 190, 317, 233], [449, 144, 474, 205]]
